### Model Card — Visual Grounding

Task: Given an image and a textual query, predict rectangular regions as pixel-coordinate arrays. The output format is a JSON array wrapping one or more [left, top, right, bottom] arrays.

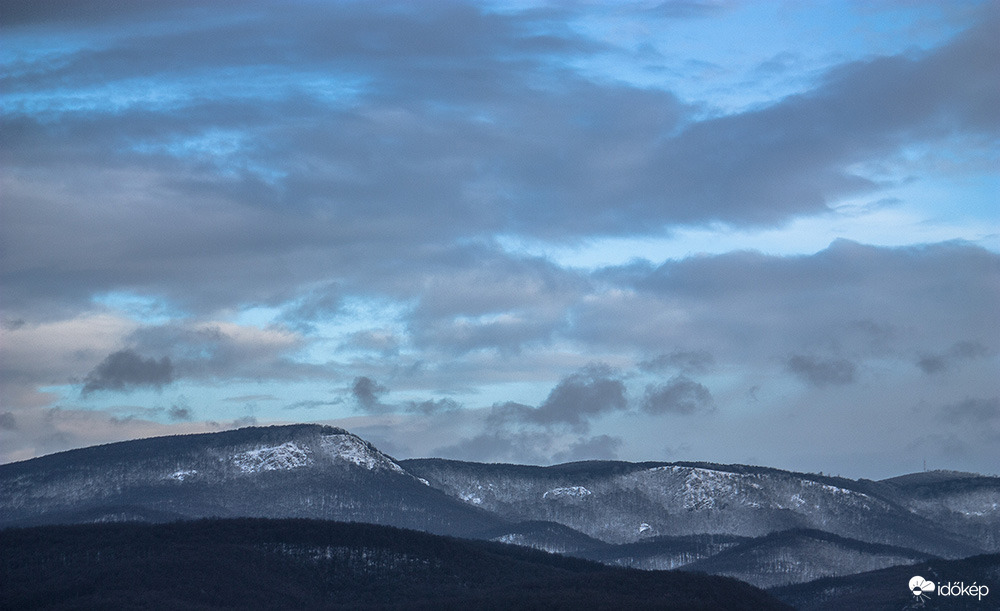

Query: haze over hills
[[1, 424, 997, 594]]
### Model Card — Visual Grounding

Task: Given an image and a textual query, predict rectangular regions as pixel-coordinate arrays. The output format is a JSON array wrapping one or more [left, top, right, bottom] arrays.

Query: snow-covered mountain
[[2, 423, 997, 590], [401, 458, 993, 558], [0, 425, 502, 537]]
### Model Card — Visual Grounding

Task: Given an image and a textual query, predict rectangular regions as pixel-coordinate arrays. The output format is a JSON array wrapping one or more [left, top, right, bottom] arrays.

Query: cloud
[[283, 399, 344, 411], [224, 394, 279, 402], [349, 376, 464, 416], [5, 3, 997, 326], [531, 364, 628, 428], [81, 349, 174, 395], [229, 416, 258, 428], [340, 330, 401, 356], [167, 405, 194, 422], [552, 434, 623, 463], [434, 430, 552, 464], [125, 321, 314, 381], [488, 365, 627, 431], [586, 240, 1000, 365], [0, 412, 17, 431], [917, 341, 990, 374], [642, 375, 714, 415], [403, 398, 462, 415], [649, 1, 738, 19], [0, 2, 997, 476], [787, 355, 856, 387], [639, 350, 715, 374], [352, 376, 389, 413], [940, 397, 1000, 424]]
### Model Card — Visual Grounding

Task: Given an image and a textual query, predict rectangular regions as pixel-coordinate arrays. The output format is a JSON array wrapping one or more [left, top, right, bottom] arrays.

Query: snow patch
[[319, 434, 405, 473], [679, 467, 742, 510], [232, 442, 312, 473], [460, 491, 483, 505], [169, 469, 197, 481], [543, 486, 592, 500]]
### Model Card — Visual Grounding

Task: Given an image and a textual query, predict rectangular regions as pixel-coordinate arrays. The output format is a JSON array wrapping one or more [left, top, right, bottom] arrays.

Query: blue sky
[[1, 0, 997, 478]]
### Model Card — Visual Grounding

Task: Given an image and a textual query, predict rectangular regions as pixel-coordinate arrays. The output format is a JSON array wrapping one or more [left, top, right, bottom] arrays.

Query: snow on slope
[[319, 433, 406, 474], [232, 442, 313, 473], [543, 486, 592, 500], [224, 433, 407, 475]]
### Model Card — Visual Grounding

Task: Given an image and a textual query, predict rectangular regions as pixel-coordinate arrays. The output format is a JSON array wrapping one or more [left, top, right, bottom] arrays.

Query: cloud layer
[[1, 1, 997, 477]]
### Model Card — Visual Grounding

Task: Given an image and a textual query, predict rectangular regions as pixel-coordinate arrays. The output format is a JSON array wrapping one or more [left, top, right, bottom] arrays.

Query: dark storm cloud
[[81, 349, 174, 395], [642, 375, 714, 415], [917, 341, 990, 374], [786, 355, 856, 387]]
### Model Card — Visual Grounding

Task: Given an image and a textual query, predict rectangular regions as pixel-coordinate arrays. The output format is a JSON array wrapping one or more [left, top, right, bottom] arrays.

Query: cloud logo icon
[[909, 576, 935, 599]]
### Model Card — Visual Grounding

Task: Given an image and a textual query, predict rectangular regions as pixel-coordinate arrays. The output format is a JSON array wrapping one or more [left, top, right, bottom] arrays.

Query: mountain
[[879, 470, 1000, 553], [575, 533, 751, 570], [0, 518, 792, 610], [401, 457, 991, 558], [474, 519, 610, 554], [771, 552, 1000, 611], [0, 425, 503, 537], [2, 423, 998, 597], [679, 528, 937, 588]]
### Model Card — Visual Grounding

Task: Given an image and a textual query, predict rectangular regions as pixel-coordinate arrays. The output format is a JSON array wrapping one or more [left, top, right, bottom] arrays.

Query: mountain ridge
[[2, 423, 997, 593]]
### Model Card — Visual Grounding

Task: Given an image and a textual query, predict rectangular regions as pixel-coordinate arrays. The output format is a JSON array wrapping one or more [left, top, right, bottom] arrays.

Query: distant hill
[[680, 528, 937, 588], [401, 457, 991, 557], [771, 552, 1000, 611], [474, 519, 610, 554], [575, 532, 751, 570], [0, 518, 791, 610], [2, 423, 997, 597]]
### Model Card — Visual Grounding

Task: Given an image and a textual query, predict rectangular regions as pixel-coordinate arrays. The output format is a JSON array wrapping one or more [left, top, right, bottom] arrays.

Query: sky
[[1, 0, 997, 479]]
